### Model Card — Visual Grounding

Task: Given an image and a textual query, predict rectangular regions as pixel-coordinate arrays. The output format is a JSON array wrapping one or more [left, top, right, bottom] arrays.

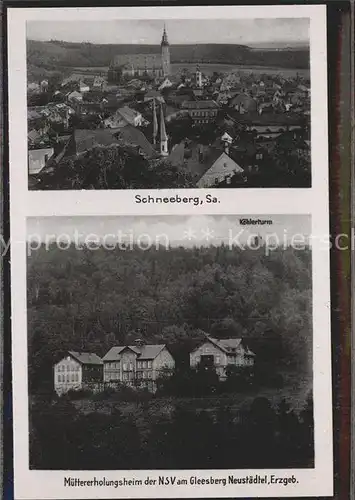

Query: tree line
[[28, 244, 312, 394]]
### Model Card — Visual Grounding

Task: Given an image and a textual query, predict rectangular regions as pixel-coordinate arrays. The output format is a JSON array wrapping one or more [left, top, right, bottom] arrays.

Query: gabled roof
[[68, 351, 103, 365], [115, 124, 156, 159], [138, 344, 165, 360], [117, 106, 141, 123], [196, 151, 244, 188], [182, 100, 219, 110], [103, 346, 138, 361], [103, 344, 166, 362], [72, 129, 121, 155], [193, 336, 255, 356]]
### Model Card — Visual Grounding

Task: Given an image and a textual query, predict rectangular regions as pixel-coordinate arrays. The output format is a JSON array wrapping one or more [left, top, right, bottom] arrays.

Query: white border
[[8, 5, 332, 499]]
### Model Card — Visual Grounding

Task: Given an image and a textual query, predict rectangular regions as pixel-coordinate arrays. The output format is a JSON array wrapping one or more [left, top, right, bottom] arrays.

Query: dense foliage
[[30, 393, 314, 469], [34, 145, 196, 190], [28, 244, 312, 393]]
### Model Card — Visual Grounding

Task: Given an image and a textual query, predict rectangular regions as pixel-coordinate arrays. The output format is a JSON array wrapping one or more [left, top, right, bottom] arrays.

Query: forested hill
[[27, 39, 310, 72], [28, 244, 312, 391]]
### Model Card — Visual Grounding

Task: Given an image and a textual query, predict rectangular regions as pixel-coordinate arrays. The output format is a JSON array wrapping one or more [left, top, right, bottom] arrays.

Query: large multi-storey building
[[108, 26, 171, 81], [103, 342, 175, 391], [54, 351, 103, 395], [190, 335, 255, 381]]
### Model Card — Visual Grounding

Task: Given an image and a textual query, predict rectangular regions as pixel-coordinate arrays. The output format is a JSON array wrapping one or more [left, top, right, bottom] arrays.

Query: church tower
[[159, 104, 169, 157], [161, 25, 171, 77], [196, 64, 202, 88]]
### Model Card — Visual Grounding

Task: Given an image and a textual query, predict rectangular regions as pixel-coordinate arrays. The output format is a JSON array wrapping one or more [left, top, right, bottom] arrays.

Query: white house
[[190, 335, 255, 380], [104, 106, 143, 128], [54, 351, 103, 395]]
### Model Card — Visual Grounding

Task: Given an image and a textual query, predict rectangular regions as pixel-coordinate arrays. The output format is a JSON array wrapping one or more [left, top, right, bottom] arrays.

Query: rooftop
[[181, 100, 219, 110], [68, 351, 103, 365], [103, 344, 166, 362]]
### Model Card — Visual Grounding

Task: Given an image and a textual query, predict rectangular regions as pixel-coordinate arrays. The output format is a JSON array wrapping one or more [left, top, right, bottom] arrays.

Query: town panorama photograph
[[28, 214, 313, 471], [26, 18, 311, 190]]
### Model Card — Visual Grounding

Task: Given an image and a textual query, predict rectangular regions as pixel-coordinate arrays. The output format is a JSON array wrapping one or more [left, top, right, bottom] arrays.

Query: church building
[[108, 26, 171, 81]]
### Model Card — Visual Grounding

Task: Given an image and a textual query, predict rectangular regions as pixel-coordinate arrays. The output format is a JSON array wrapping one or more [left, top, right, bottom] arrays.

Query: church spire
[[160, 104, 168, 157], [161, 24, 169, 46], [152, 99, 158, 145]]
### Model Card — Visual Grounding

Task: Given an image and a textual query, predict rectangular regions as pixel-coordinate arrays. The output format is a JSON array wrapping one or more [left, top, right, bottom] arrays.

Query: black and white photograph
[[26, 16, 311, 190], [8, 5, 332, 499], [28, 214, 314, 471]]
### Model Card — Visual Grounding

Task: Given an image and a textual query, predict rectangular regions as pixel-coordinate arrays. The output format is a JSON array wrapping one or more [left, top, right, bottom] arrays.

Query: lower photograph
[[27, 214, 314, 473]]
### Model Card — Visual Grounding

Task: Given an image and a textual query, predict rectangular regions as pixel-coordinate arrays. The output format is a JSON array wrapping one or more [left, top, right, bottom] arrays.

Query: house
[[92, 76, 107, 90], [190, 335, 255, 380], [79, 81, 90, 93], [28, 147, 54, 175], [28, 129, 42, 147], [54, 351, 103, 395], [115, 124, 157, 159], [158, 77, 173, 90], [181, 100, 219, 124], [67, 91, 83, 103], [229, 93, 257, 114], [104, 106, 143, 128], [103, 342, 175, 392], [196, 151, 244, 188], [27, 82, 40, 94]]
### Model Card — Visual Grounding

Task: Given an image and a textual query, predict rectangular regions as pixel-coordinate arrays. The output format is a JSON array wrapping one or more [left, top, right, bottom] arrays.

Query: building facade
[[103, 343, 175, 391], [54, 351, 103, 395], [181, 100, 219, 125], [190, 336, 255, 381], [108, 26, 171, 81]]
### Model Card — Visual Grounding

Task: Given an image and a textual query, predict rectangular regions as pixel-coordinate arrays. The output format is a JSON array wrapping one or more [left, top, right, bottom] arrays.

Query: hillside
[[27, 39, 310, 80]]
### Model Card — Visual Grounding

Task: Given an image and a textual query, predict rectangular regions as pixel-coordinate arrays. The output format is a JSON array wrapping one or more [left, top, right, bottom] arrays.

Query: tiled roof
[[181, 100, 219, 110], [68, 351, 103, 365], [115, 125, 156, 158], [204, 337, 255, 356], [117, 106, 141, 124], [138, 344, 165, 360], [73, 129, 121, 155], [113, 53, 161, 68], [103, 344, 166, 362]]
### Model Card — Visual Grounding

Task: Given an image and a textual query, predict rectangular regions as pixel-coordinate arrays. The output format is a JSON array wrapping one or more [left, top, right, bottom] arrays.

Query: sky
[[26, 18, 309, 46], [27, 215, 311, 248]]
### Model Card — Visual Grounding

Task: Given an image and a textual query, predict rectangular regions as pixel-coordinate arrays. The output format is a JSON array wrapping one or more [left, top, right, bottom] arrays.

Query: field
[[73, 63, 310, 78]]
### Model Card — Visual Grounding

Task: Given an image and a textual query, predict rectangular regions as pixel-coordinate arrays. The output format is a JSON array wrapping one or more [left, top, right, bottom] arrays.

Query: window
[[148, 360, 152, 368], [75, 373, 79, 382], [142, 372, 146, 379], [66, 375, 69, 383], [58, 375, 62, 382], [129, 362, 133, 371], [215, 356, 220, 365], [71, 374, 75, 382], [147, 372, 152, 379], [123, 363, 127, 371], [143, 361, 147, 369]]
